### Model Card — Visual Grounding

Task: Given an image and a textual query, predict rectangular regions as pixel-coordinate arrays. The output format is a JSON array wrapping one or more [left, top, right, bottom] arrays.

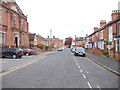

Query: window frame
[[116, 38, 120, 52], [108, 26, 113, 41]]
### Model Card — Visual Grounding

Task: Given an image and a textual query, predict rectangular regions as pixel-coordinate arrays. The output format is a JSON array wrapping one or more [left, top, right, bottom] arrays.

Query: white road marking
[[80, 69, 83, 72], [76, 63, 79, 66], [87, 82, 92, 89], [87, 72, 89, 74], [78, 66, 80, 68], [97, 85, 101, 90], [83, 74, 86, 79]]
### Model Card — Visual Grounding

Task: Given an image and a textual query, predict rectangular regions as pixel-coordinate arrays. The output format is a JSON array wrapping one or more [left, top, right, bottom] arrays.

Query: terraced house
[[0, 0, 29, 49], [85, 10, 120, 60]]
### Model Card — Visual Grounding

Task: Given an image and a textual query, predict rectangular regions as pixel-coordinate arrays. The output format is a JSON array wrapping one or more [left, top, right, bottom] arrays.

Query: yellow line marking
[[0, 60, 38, 77]]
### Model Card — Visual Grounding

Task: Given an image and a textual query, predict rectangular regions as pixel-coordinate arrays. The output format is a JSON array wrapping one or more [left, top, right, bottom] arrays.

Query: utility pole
[[75, 35, 76, 48], [118, 1, 120, 10], [50, 29, 52, 51]]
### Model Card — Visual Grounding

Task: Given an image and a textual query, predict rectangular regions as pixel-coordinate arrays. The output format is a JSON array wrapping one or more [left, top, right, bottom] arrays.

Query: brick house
[[47, 36, 63, 49], [0, 0, 29, 49], [75, 37, 85, 47], [29, 33, 63, 52], [85, 10, 120, 60]]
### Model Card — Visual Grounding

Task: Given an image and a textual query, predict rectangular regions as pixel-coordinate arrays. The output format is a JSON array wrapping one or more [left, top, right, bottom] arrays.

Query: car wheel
[[18, 56, 22, 58], [26, 53, 29, 56], [83, 54, 86, 57], [12, 54, 17, 59]]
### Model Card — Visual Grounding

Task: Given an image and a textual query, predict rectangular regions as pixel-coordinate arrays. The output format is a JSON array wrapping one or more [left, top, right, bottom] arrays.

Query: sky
[[15, 0, 120, 40]]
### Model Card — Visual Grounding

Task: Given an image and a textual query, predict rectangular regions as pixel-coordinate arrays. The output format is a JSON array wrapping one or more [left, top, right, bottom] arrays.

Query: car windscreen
[[76, 48, 85, 52]]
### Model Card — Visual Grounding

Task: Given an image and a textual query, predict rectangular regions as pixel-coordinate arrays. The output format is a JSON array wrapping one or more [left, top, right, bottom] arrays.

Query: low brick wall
[[86, 48, 103, 55], [115, 52, 120, 60]]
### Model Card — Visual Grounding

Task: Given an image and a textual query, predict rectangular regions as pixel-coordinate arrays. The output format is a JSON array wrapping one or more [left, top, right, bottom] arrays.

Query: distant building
[[75, 37, 85, 47], [64, 37, 72, 47], [0, 1, 29, 49]]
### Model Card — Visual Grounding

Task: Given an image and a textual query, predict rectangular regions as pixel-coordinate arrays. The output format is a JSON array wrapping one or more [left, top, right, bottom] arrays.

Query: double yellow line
[[0, 59, 38, 77]]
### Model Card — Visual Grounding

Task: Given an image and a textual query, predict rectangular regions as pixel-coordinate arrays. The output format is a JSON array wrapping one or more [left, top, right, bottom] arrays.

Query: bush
[[102, 51, 109, 57], [46, 46, 49, 49], [38, 46, 44, 50]]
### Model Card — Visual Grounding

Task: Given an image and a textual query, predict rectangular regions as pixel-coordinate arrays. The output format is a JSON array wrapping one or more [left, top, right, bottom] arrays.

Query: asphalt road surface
[[2, 49, 119, 88]]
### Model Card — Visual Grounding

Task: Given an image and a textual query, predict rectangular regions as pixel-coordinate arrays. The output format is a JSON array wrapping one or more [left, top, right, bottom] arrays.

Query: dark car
[[0, 48, 23, 59], [22, 49, 34, 56], [74, 47, 86, 57]]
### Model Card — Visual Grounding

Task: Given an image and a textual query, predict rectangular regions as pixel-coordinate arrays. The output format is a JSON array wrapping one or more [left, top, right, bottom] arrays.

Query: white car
[[74, 47, 86, 57]]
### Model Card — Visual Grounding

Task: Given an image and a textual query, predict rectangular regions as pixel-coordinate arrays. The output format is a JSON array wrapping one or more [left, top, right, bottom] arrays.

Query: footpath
[[86, 52, 120, 76]]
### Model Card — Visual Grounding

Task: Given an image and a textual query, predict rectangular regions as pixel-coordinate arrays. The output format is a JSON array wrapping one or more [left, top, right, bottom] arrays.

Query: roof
[[87, 16, 120, 38], [114, 35, 120, 38], [75, 37, 84, 41], [29, 33, 35, 41]]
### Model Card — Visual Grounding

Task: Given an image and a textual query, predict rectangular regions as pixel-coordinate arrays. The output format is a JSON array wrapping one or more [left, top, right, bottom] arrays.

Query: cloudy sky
[[15, 0, 119, 39]]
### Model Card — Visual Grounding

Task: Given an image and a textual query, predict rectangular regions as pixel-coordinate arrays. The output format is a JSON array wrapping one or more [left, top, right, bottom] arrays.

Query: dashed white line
[[76, 63, 79, 66], [87, 82, 92, 89], [82, 74, 86, 79], [78, 66, 80, 69], [80, 69, 83, 72], [97, 85, 101, 90]]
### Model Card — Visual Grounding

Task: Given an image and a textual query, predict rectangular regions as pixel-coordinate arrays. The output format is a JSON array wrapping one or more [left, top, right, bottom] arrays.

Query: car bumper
[[74, 53, 85, 56]]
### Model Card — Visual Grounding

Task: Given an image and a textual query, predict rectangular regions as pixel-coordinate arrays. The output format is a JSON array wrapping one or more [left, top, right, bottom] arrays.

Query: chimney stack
[[86, 34, 88, 37], [53, 36, 55, 39], [48, 36, 49, 38], [111, 10, 120, 20], [94, 27, 98, 32], [100, 20, 106, 27]]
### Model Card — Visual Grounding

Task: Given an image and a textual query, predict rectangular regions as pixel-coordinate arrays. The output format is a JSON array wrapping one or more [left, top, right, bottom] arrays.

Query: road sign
[[107, 42, 112, 48]]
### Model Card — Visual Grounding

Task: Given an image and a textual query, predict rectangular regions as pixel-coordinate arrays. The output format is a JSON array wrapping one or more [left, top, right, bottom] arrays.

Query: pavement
[[86, 52, 120, 76]]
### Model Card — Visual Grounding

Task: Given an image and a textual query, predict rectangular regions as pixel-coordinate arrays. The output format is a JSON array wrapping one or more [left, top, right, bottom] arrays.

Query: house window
[[21, 19, 25, 31], [108, 26, 113, 41], [116, 38, 120, 52], [12, 14, 17, 28], [22, 35, 27, 46], [92, 35, 94, 41], [0, 33, 5, 45], [100, 30, 103, 39], [118, 22, 120, 34], [98, 41, 104, 50]]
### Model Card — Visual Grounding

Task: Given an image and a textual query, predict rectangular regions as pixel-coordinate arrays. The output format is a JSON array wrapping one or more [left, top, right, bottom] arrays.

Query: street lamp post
[[75, 35, 76, 48], [50, 29, 52, 51]]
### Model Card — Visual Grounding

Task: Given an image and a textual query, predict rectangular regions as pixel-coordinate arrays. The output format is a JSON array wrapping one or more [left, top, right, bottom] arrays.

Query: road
[[1, 49, 119, 88]]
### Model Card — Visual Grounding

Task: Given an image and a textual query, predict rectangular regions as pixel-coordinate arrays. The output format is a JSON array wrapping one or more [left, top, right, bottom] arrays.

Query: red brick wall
[[1, 2, 29, 48], [115, 52, 120, 60]]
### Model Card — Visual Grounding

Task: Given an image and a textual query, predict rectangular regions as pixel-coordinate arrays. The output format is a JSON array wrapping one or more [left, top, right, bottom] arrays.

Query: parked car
[[58, 48, 63, 51], [22, 49, 34, 56], [0, 48, 23, 59], [74, 47, 86, 57], [71, 47, 76, 53]]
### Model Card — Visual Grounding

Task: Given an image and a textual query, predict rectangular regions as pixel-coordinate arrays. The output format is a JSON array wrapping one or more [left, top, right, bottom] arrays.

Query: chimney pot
[[111, 10, 120, 20], [100, 20, 106, 27], [94, 27, 98, 32]]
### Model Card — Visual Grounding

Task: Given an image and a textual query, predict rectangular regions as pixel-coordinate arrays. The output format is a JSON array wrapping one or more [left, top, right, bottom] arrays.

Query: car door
[[0, 50, 2, 57], [2, 48, 10, 57]]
